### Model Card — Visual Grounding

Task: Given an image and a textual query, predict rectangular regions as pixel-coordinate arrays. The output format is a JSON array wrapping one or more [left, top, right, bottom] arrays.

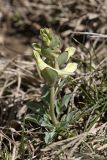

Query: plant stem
[[50, 85, 58, 126], [55, 58, 59, 69]]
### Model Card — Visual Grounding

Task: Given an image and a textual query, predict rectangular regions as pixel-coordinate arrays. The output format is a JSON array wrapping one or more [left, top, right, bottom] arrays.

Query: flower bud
[[40, 28, 52, 47], [32, 43, 41, 53]]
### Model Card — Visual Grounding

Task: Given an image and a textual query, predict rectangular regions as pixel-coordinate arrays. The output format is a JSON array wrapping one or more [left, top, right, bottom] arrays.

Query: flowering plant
[[33, 28, 77, 125], [26, 28, 77, 143]]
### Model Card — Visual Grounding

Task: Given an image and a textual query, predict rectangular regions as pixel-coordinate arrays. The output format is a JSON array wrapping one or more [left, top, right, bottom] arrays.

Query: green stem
[[50, 85, 58, 126], [55, 58, 59, 69]]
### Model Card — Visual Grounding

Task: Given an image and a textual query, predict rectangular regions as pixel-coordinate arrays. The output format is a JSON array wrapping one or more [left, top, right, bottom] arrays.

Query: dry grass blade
[[12, 145, 17, 160], [62, 31, 107, 38], [41, 123, 107, 159]]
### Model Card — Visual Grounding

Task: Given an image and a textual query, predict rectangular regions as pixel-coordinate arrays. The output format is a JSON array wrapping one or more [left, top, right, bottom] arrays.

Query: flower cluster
[[33, 28, 77, 84]]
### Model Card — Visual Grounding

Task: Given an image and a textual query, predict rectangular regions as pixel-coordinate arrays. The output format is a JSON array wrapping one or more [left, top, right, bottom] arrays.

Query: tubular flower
[[33, 28, 77, 84], [40, 28, 61, 49], [33, 50, 77, 83]]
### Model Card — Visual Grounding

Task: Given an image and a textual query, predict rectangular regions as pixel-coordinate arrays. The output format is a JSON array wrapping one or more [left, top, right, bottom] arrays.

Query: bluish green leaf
[[50, 35, 61, 49], [41, 46, 52, 58], [27, 101, 47, 115], [41, 84, 50, 103], [25, 114, 43, 125], [57, 52, 68, 66], [44, 131, 56, 144], [61, 93, 72, 108], [41, 67, 58, 84], [41, 114, 54, 130]]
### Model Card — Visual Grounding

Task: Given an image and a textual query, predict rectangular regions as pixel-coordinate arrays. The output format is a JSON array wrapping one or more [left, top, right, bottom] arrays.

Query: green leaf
[[50, 35, 61, 49], [55, 100, 62, 116], [61, 93, 72, 108], [57, 121, 69, 131], [57, 47, 76, 66], [44, 130, 56, 144], [41, 120, 53, 130], [41, 46, 52, 58], [60, 108, 81, 125], [41, 114, 54, 130], [41, 84, 50, 103], [25, 114, 43, 125], [66, 109, 81, 124], [57, 52, 68, 66], [55, 94, 72, 117], [41, 67, 58, 84], [41, 121, 53, 130], [27, 101, 47, 115]]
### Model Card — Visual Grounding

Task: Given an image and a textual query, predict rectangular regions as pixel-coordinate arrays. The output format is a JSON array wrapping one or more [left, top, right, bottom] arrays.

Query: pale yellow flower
[[33, 50, 77, 78]]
